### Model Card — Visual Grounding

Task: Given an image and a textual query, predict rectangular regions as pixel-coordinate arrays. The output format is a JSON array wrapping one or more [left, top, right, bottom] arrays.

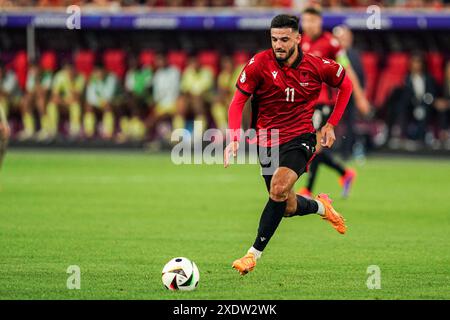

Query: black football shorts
[[258, 132, 317, 192]]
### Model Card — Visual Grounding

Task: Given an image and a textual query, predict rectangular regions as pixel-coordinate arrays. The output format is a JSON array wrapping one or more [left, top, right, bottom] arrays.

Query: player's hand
[[320, 123, 336, 148], [224, 141, 239, 168]]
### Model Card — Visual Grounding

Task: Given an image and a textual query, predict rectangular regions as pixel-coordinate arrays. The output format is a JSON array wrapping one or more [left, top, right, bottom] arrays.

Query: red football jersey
[[236, 49, 345, 147], [301, 31, 341, 60], [302, 31, 342, 105]]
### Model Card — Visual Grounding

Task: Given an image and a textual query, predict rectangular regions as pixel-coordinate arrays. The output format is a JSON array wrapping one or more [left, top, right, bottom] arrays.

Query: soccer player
[[18, 62, 53, 140], [212, 56, 244, 133], [118, 57, 152, 142], [83, 64, 118, 139], [43, 62, 85, 140], [145, 53, 181, 146], [297, 8, 370, 198], [224, 14, 352, 275], [0, 65, 21, 127], [178, 56, 214, 139]]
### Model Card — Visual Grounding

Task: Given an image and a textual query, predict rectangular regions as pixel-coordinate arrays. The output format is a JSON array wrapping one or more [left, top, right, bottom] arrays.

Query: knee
[[269, 183, 289, 202]]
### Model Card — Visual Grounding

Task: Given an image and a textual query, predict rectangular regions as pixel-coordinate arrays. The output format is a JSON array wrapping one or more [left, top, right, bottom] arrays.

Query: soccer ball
[[162, 257, 200, 291]]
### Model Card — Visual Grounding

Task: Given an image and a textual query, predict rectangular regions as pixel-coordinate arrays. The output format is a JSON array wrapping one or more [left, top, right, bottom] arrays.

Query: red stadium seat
[[373, 52, 410, 108], [74, 50, 95, 78], [167, 50, 188, 71], [233, 51, 250, 67], [40, 51, 57, 72], [103, 49, 126, 79], [12, 51, 28, 90], [386, 52, 410, 76], [197, 50, 220, 75], [426, 52, 444, 86], [360, 51, 380, 104], [139, 50, 155, 68]]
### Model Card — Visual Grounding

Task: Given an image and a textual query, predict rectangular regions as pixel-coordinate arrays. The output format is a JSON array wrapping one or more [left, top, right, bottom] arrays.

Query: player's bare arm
[[223, 88, 249, 168]]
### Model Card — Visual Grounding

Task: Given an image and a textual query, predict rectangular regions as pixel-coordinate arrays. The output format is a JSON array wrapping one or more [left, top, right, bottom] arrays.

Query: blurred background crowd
[[0, 2, 449, 155], [0, 0, 449, 8]]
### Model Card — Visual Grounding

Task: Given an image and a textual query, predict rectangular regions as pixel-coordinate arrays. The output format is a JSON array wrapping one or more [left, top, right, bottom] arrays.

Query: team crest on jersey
[[240, 71, 246, 83], [299, 71, 309, 86], [272, 71, 278, 79]]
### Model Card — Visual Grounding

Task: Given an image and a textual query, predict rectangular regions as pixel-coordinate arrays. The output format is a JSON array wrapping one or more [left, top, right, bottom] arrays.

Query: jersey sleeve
[[329, 36, 342, 60], [235, 55, 261, 96], [318, 57, 346, 88]]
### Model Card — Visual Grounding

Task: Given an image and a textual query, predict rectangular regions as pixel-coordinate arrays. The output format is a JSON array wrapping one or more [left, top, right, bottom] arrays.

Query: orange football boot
[[232, 252, 257, 275], [316, 193, 347, 234]]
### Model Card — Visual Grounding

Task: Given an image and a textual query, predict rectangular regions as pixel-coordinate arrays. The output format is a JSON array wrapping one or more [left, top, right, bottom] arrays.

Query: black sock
[[293, 195, 319, 216], [252, 198, 287, 251], [321, 151, 346, 176]]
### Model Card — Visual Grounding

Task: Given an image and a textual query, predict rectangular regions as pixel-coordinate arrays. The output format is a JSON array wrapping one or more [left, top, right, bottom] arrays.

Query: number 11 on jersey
[[285, 87, 294, 102]]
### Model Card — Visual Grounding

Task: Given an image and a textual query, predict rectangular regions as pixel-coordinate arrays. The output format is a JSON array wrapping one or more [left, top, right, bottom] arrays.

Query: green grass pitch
[[0, 150, 449, 299]]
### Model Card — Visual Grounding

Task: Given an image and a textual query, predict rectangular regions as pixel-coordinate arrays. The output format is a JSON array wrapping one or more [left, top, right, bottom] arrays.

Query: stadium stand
[[0, 4, 449, 153]]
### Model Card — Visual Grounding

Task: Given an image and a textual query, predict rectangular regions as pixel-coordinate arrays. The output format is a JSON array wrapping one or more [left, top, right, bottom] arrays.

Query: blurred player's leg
[[318, 150, 357, 198], [35, 87, 48, 139], [116, 92, 133, 142], [173, 95, 187, 131], [83, 104, 96, 138], [101, 104, 115, 140], [339, 168, 357, 198], [46, 98, 60, 138], [128, 97, 147, 141], [68, 98, 82, 138], [0, 105, 9, 170], [300, 103, 357, 197], [319, 150, 346, 176], [341, 99, 356, 160], [191, 95, 207, 141], [17, 93, 36, 140], [211, 94, 228, 132], [302, 150, 356, 198], [301, 152, 321, 197]]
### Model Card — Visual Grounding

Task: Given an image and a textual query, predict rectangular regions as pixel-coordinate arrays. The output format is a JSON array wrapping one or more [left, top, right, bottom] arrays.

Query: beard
[[273, 45, 296, 63]]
